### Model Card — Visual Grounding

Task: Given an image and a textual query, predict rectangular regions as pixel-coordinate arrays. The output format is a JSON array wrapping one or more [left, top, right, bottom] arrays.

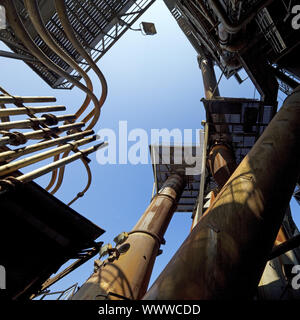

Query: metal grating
[[0, 0, 155, 89], [150, 141, 205, 213], [202, 97, 277, 164]]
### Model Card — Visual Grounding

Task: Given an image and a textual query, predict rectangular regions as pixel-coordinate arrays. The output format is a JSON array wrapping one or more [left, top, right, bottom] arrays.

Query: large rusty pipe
[[208, 143, 237, 189], [198, 52, 236, 189], [72, 174, 186, 300], [143, 86, 300, 300]]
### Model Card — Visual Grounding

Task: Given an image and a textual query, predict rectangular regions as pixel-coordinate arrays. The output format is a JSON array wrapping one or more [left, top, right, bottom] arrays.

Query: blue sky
[[0, 0, 298, 298]]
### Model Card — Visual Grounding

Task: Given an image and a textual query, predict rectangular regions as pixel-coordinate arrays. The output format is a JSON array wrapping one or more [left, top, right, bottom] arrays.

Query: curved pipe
[[67, 159, 92, 206], [49, 149, 92, 202], [50, 150, 68, 195], [218, 23, 246, 53], [51, 0, 108, 195], [207, 0, 274, 34], [23, 0, 99, 194], [1, 0, 100, 130], [45, 154, 59, 191], [22, 0, 108, 195], [24, 0, 93, 121], [54, 0, 108, 125]]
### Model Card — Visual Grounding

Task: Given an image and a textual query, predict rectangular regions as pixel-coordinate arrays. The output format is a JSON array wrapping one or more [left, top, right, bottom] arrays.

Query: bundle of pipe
[[0, 89, 106, 204], [0, 0, 108, 197]]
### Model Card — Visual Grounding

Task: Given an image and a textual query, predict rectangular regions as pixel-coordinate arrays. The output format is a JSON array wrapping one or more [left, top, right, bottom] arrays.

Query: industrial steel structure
[[0, 0, 299, 301], [0, 0, 155, 89]]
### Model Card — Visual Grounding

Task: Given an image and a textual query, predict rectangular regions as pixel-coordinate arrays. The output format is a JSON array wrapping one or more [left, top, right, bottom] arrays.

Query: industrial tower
[[0, 0, 299, 301]]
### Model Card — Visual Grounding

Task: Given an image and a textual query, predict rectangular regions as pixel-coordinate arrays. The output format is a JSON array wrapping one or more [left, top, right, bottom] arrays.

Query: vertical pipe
[[143, 86, 300, 300], [72, 174, 186, 300], [207, 143, 237, 189], [192, 122, 209, 229], [198, 55, 220, 99], [193, 54, 236, 227]]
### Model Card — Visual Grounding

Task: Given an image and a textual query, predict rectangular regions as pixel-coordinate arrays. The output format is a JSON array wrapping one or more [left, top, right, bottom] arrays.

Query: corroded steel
[[208, 143, 237, 189], [143, 86, 300, 300], [72, 174, 186, 300], [0, 135, 96, 177], [11, 142, 107, 184], [199, 55, 220, 99]]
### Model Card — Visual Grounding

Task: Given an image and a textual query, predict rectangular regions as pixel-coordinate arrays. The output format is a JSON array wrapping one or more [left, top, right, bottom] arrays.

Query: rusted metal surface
[[143, 86, 300, 300], [0, 122, 85, 147], [0, 105, 65, 117], [208, 143, 237, 189], [0, 135, 97, 177], [72, 174, 186, 300], [275, 226, 287, 246], [0, 130, 94, 162], [0, 95, 56, 104], [14, 142, 107, 184], [0, 114, 75, 130], [199, 55, 220, 99]]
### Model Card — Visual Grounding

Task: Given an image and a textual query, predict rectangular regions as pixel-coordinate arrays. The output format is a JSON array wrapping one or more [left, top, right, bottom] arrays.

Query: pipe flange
[[42, 113, 58, 126]]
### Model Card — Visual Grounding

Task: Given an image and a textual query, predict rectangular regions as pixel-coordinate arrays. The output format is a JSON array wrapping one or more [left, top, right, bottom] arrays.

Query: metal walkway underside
[[0, 0, 154, 89]]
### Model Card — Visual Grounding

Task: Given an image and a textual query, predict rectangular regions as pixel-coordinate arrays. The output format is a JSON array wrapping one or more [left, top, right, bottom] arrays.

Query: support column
[[207, 143, 237, 189], [198, 55, 220, 99], [143, 86, 300, 300], [192, 55, 236, 228], [72, 174, 186, 300]]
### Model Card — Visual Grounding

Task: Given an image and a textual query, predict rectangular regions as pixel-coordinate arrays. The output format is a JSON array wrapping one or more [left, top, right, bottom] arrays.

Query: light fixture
[[140, 22, 157, 35], [117, 18, 157, 36]]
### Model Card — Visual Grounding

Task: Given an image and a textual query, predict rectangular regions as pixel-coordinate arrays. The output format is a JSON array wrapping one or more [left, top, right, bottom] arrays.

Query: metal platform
[[202, 97, 276, 164], [0, 0, 155, 89], [0, 179, 105, 300], [164, 0, 300, 97], [150, 140, 205, 213]]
